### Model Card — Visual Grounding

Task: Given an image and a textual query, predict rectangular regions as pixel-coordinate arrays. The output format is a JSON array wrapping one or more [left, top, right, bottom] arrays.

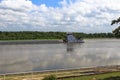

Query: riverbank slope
[[0, 65, 120, 80]]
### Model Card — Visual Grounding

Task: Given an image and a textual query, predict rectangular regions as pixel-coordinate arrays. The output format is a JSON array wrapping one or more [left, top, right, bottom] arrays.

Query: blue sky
[[0, 0, 120, 33], [31, 0, 62, 7]]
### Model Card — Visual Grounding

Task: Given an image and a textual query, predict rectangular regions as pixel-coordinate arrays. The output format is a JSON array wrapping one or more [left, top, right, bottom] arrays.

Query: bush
[[42, 75, 57, 80], [99, 76, 120, 80]]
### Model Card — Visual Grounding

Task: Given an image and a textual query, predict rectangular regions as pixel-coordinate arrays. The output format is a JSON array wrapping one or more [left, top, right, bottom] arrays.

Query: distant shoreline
[[0, 39, 63, 45], [0, 38, 119, 45], [0, 31, 117, 40]]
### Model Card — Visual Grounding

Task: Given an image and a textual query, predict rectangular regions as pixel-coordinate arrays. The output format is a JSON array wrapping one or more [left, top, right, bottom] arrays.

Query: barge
[[63, 33, 84, 43]]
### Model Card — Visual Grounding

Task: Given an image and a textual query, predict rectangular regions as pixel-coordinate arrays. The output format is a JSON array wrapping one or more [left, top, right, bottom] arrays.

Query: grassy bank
[[0, 65, 120, 80], [62, 72, 120, 80], [0, 71, 120, 80]]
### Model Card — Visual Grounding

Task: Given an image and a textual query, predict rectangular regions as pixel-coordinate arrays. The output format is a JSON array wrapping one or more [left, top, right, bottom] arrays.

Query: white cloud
[[0, 0, 35, 12], [0, 0, 120, 32]]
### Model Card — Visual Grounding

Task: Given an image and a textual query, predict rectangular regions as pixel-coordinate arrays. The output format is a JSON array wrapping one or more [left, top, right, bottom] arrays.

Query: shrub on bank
[[42, 75, 57, 80], [99, 76, 120, 80]]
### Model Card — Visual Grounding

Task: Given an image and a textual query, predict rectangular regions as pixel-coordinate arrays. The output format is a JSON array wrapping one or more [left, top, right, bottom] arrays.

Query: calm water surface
[[0, 39, 120, 74]]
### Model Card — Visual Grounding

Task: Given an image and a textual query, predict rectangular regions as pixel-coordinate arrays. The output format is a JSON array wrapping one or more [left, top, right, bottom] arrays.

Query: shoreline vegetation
[[0, 31, 118, 41], [0, 65, 120, 80]]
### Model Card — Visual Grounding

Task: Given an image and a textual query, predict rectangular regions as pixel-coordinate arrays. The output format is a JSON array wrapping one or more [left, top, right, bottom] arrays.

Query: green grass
[[63, 72, 120, 80]]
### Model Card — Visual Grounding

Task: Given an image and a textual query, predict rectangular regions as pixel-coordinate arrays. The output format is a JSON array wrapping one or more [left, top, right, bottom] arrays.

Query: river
[[0, 39, 120, 74]]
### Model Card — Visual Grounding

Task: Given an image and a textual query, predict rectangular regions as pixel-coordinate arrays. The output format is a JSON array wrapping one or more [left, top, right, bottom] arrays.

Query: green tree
[[111, 17, 120, 38]]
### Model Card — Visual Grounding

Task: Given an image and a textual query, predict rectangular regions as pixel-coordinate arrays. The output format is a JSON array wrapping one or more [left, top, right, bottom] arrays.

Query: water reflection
[[0, 39, 120, 74], [66, 43, 83, 52], [67, 43, 74, 52]]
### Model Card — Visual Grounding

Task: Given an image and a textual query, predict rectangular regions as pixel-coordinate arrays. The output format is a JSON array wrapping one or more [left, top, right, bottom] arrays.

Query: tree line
[[0, 31, 116, 40]]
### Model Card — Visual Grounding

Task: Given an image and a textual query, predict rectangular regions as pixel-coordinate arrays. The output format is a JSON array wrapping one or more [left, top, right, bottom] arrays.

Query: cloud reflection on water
[[0, 39, 120, 74]]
